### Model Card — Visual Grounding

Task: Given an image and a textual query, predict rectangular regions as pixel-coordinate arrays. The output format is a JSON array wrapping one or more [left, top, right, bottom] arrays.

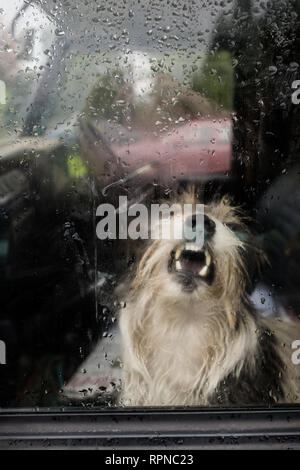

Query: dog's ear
[[130, 240, 161, 290], [179, 183, 196, 205]]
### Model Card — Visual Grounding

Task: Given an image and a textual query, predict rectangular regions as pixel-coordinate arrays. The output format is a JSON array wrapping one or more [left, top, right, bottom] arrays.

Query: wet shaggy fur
[[118, 197, 300, 406]]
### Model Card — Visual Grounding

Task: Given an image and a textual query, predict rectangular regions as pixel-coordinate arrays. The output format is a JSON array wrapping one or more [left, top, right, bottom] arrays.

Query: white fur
[[118, 199, 300, 406]]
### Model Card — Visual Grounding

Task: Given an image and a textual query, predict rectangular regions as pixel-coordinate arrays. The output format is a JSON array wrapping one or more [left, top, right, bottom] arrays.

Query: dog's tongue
[[179, 250, 206, 275]]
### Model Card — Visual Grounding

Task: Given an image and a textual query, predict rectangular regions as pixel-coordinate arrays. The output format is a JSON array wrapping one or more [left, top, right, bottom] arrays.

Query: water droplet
[[268, 65, 277, 75], [289, 62, 299, 72]]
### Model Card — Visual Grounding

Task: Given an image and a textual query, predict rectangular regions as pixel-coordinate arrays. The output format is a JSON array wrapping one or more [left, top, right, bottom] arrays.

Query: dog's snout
[[185, 214, 216, 240]]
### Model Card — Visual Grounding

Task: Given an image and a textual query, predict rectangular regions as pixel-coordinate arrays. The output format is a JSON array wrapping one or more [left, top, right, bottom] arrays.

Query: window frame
[[0, 406, 300, 449]]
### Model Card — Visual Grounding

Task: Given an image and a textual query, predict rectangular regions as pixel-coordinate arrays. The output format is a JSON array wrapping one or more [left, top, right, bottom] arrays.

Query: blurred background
[[0, 0, 300, 407]]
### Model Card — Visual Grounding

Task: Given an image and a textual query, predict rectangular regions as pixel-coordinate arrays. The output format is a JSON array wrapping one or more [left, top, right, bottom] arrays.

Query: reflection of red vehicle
[[112, 119, 232, 184]]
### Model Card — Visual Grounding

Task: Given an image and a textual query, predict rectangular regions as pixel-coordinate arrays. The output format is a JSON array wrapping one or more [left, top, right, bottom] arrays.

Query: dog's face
[[131, 198, 252, 324], [168, 200, 247, 293]]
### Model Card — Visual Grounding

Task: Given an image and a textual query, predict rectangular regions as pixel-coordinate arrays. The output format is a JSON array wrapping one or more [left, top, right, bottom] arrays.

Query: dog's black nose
[[185, 213, 216, 240]]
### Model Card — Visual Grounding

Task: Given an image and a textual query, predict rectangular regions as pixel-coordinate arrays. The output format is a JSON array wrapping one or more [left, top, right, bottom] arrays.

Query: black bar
[[0, 407, 300, 449]]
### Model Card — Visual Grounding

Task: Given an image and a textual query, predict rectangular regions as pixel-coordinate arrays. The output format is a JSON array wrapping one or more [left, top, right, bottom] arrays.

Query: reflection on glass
[[0, 0, 299, 408]]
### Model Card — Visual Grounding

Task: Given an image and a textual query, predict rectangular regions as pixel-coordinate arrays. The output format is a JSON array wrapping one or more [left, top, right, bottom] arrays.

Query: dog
[[118, 196, 300, 406]]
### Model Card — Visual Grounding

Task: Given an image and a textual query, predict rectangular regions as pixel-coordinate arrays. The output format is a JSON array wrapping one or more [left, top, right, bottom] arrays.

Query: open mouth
[[169, 243, 214, 289]]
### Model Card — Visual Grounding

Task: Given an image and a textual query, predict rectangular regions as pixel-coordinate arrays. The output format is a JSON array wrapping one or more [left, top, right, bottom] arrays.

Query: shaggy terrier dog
[[119, 197, 300, 406]]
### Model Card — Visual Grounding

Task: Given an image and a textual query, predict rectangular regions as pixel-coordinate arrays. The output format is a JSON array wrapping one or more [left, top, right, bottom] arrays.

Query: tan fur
[[118, 198, 300, 406]]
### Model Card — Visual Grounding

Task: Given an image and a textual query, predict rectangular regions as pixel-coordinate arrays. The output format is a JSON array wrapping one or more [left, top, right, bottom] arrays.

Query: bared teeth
[[173, 244, 212, 278], [175, 260, 182, 270], [199, 265, 209, 277], [205, 250, 211, 266], [175, 245, 184, 260]]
